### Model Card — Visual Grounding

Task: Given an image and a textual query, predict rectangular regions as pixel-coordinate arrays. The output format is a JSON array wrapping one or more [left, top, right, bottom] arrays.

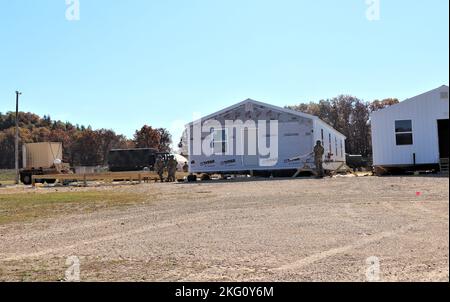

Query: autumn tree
[[369, 98, 399, 112], [96, 129, 130, 165], [0, 112, 173, 169], [156, 128, 172, 153], [71, 130, 103, 166], [0, 128, 16, 168], [287, 95, 394, 157]]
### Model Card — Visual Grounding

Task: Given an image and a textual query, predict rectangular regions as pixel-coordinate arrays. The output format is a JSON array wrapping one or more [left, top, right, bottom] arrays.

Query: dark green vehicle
[[107, 148, 169, 172]]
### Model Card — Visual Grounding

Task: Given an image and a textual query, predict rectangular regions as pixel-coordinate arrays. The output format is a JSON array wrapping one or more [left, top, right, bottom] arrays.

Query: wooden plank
[[33, 171, 155, 180], [293, 161, 350, 178], [31, 172, 190, 186], [328, 162, 346, 177], [292, 162, 315, 178]]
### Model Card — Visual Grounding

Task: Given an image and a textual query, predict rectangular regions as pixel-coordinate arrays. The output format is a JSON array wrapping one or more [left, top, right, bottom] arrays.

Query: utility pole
[[15, 91, 22, 185]]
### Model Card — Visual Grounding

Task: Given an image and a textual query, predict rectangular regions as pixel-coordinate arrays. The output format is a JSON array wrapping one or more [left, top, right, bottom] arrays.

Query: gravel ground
[[0, 176, 448, 282]]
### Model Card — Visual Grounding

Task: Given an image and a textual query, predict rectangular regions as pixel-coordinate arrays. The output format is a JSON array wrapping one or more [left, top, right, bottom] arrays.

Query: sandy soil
[[0, 176, 448, 282]]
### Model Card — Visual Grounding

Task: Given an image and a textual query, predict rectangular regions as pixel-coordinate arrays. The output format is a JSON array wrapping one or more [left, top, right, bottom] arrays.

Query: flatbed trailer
[[31, 171, 190, 187]]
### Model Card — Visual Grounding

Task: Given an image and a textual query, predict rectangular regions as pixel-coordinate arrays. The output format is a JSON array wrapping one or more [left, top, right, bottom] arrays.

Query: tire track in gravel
[[182, 201, 419, 280], [273, 223, 417, 272], [0, 206, 180, 241], [0, 200, 283, 261], [0, 195, 309, 245], [0, 215, 205, 262], [0, 184, 199, 235], [343, 203, 372, 230], [0, 189, 215, 240], [412, 201, 449, 221], [382, 200, 449, 222]]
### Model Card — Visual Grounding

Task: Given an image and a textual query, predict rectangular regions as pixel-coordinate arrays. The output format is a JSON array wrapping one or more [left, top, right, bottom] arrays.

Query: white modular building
[[371, 85, 449, 172], [185, 99, 346, 174]]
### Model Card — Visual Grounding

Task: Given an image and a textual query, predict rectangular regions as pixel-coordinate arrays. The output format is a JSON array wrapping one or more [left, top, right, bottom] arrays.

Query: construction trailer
[[20, 142, 71, 185], [184, 99, 347, 176], [371, 85, 449, 174]]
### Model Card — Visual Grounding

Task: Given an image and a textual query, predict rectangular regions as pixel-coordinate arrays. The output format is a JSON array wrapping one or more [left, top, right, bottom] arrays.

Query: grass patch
[[0, 170, 15, 183], [0, 191, 150, 225]]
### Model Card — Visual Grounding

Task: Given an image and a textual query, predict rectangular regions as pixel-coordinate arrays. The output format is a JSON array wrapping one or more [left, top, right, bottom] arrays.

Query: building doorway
[[437, 119, 449, 159]]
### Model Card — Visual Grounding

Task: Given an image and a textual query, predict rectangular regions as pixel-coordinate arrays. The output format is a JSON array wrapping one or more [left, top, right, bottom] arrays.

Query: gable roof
[[186, 98, 346, 138], [371, 85, 449, 116], [187, 98, 316, 125]]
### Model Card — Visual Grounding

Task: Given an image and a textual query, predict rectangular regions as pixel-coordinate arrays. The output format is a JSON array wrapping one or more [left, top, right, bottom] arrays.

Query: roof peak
[[371, 85, 449, 115]]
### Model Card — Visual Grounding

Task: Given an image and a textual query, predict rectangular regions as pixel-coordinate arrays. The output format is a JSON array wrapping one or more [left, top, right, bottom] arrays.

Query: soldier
[[314, 140, 325, 178], [154, 157, 165, 182], [167, 156, 178, 182], [183, 162, 189, 173]]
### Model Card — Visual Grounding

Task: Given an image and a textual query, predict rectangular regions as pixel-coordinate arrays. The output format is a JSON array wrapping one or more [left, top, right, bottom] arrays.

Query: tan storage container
[[22, 142, 63, 169]]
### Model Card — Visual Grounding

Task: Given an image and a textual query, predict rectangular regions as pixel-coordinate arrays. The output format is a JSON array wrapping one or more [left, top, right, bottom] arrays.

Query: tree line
[[287, 96, 399, 157], [0, 112, 172, 169], [1, 95, 397, 169]]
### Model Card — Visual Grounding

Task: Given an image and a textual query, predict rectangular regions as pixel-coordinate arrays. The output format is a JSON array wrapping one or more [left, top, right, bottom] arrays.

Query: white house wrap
[[185, 99, 346, 174]]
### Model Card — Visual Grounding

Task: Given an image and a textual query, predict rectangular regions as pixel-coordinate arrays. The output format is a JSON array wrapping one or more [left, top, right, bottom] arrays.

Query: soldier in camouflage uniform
[[154, 157, 165, 182], [314, 140, 325, 178], [167, 156, 178, 182], [183, 162, 189, 173]]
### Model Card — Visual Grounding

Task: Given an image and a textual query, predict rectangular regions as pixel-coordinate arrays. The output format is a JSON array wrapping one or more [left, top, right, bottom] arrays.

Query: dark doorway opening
[[437, 119, 449, 158]]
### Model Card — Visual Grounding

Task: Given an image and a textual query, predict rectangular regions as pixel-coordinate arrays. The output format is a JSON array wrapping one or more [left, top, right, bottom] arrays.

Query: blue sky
[[0, 0, 448, 143]]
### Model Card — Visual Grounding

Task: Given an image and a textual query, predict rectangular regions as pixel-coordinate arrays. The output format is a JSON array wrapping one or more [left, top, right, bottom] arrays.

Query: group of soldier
[[154, 155, 179, 182]]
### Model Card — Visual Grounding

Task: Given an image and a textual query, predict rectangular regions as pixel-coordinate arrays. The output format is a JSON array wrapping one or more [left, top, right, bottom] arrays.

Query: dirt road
[[0, 176, 448, 281]]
